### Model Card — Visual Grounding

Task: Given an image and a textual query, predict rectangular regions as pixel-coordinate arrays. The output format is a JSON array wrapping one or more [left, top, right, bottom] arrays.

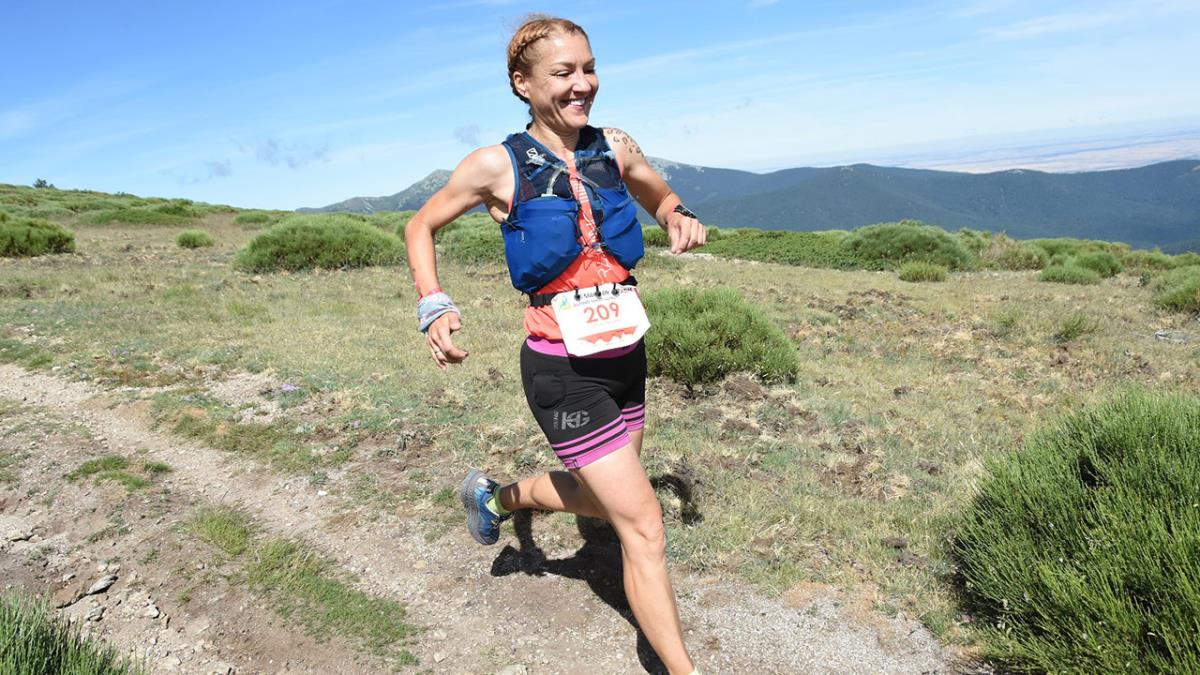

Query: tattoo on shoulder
[[604, 127, 644, 157]]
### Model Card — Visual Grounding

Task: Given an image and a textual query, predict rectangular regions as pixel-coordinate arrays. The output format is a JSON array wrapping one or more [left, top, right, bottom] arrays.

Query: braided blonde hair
[[506, 15, 590, 104]]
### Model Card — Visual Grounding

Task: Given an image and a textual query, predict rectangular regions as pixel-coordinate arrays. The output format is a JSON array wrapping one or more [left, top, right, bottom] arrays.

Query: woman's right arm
[[404, 146, 509, 369]]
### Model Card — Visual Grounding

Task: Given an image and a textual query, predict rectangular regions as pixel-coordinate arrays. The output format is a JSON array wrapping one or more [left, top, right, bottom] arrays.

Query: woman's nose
[[570, 71, 593, 92]]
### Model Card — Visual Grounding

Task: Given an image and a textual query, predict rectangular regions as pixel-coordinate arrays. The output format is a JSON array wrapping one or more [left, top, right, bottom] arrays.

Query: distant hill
[[299, 170, 453, 214], [303, 159, 1200, 251]]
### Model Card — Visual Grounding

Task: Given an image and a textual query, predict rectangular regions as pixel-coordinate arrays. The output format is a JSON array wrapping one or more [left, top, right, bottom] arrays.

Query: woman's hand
[[665, 210, 707, 254], [426, 312, 468, 369]]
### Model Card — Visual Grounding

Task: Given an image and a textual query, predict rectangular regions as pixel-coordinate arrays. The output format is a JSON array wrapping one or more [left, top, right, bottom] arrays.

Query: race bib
[[551, 283, 651, 356]]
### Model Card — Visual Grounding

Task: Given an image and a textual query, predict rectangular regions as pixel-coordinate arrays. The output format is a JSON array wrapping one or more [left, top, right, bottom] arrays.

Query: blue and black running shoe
[[459, 468, 511, 545]]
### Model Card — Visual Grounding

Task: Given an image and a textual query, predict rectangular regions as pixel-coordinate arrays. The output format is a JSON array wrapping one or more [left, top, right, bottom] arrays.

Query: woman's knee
[[617, 507, 667, 559]]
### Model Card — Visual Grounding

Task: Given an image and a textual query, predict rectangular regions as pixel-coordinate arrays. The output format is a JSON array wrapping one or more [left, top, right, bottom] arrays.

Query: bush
[[975, 234, 1048, 271], [233, 215, 406, 273], [1051, 311, 1098, 344], [1152, 265, 1200, 314], [1174, 252, 1200, 268], [153, 200, 200, 218], [1, 590, 143, 674], [897, 261, 947, 282], [176, 229, 214, 249], [840, 220, 974, 270], [234, 211, 273, 225], [1039, 264, 1101, 285], [643, 226, 669, 248], [79, 207, 193, 226], [643, 286, 797, 389], [1028, 237, 1130, 259], [954, 391, 1200, 673], [1073, 250, 1123, 278], [703, 230, 859, 269], [0, 217, 75, 257], [1121, 249, 1177, 271], [439, 225, 504, 265]]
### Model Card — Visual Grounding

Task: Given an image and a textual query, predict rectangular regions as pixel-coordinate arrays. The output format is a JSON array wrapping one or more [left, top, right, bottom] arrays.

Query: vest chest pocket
[[502, 196, 583, 293], [595, 186, 644, 269]]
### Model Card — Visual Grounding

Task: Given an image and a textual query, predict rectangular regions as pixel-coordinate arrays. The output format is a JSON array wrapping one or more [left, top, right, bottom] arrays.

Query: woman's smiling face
[[513, 32, 598, 132]]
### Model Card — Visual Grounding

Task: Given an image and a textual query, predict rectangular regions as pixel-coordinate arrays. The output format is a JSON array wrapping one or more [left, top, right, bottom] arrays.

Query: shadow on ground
[[490, 471, 701, 675]]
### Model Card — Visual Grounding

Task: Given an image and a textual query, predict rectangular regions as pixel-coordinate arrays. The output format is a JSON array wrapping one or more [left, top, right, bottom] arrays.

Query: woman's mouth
[[564, 97, 589, 110]]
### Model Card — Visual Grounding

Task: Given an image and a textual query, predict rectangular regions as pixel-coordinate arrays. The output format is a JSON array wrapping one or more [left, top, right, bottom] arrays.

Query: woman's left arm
[[603, 127, 706, 254]]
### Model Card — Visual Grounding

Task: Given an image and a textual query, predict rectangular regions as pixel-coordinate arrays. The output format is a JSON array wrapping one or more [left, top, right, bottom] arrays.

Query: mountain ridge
[[300, 159, 1200, 251]]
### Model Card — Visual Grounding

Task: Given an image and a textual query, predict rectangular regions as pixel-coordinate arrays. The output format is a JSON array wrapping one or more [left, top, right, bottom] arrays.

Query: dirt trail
[[0, 363, 960, 674]]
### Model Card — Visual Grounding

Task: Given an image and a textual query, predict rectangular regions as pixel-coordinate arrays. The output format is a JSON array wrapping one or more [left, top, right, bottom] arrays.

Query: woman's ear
[[511, 71, 529, 100]]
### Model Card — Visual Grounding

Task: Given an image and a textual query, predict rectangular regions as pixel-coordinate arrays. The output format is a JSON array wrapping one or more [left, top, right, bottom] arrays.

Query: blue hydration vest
[[499, 126, 644, 294]]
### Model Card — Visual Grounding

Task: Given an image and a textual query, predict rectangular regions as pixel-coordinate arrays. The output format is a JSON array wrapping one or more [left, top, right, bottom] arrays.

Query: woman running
[[405, 15, 706, 675]]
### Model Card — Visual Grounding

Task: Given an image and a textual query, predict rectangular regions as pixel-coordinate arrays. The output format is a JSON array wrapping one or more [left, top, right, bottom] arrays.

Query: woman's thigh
[[570, 444, 661, 531]]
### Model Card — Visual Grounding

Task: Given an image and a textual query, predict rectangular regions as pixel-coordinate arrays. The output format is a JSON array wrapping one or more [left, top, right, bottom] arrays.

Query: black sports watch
[[672, 203, 698, 220]]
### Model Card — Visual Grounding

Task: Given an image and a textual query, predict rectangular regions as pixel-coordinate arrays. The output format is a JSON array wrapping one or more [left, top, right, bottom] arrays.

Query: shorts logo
[[558, 410, 590, 430]]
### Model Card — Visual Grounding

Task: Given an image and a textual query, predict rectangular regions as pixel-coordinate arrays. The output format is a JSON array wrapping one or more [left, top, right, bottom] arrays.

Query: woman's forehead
[[536, 33, 593, 65]]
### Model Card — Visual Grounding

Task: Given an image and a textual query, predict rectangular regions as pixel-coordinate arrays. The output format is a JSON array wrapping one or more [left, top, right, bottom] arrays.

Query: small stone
[[61, 573, 75, 583], [317, 490, 328, 497], [413, 560, 428, 570], [97, 563, 108, 572], [142, 604, 161, 619], [85, 605, 106, 622], [85, 574, 118, 596], [6, 529, 32, 542], [433, 652, 447, 663], [497, 666, 528, 675], [430, 629, 447, 640]]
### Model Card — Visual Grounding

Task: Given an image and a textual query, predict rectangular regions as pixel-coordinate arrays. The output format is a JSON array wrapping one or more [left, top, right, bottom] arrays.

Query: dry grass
[[1, 213, 1197, 648]]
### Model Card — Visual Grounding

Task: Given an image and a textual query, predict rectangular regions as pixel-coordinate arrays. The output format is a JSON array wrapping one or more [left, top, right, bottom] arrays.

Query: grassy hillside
[[2, 183, 1199, 668]]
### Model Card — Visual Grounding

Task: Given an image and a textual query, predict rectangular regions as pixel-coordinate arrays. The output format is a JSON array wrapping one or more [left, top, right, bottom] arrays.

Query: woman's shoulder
[[452, 144, 512, 182]]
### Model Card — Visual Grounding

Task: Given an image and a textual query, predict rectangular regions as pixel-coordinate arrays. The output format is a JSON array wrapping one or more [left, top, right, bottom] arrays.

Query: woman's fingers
[[428, 313, 468, 366]]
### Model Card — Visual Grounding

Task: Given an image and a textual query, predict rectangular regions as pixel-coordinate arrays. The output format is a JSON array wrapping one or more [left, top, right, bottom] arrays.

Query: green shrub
[[429, 212, 492, 239], [1073, 250, 1123, 278], [840, 220, 974, 270], [955, 228, 991, 255], [439, 226, 503, 265], [954, 390, 1200, 673], [1152, 265, 1200, 314], [153, 200, 200, 218], [1051, 311, 1098, 344], [358, 210, 411, 235], [1028, 237, 1130, 259], [1174, 252, 1200, 268], [0, 217, 75, 257], [1121, 249, 1177, 271], [897, 261, 947, 282], [643, 286, 797, 389], [1039, 264, 1101, 285], [643, 226, 669, 248], [234, 211, 273, 225], [80, 207, 192, 226], [703, 230, 859, 269], [176, 230, 214, 249], [1, 590, 144, 674], [233, 214, 405, 273], [976, 234, 1048, 270]]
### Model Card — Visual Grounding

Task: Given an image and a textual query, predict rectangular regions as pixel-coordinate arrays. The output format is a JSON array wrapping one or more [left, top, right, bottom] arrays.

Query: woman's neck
[[527, 120, 581, 160]]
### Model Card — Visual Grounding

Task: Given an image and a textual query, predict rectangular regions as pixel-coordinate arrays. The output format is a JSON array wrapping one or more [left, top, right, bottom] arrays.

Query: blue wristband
[[417, 292, 460, 333]]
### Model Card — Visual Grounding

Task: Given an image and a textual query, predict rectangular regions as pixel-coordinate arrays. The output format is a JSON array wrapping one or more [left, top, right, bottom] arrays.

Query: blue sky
[[3, 0, 1198, 209]]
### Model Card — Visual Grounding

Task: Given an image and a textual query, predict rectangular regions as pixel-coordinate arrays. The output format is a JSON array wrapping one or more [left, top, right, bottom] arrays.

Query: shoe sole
[[459, 468, 493, 545]]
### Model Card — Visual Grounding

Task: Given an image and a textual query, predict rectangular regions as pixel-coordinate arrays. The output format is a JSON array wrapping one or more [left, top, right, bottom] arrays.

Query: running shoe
[[459, 468, 511, 545]]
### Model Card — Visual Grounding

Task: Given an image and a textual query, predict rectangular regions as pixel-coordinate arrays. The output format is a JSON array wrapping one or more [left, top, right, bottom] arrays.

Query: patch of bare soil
[[1, 364, 965, 674]]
